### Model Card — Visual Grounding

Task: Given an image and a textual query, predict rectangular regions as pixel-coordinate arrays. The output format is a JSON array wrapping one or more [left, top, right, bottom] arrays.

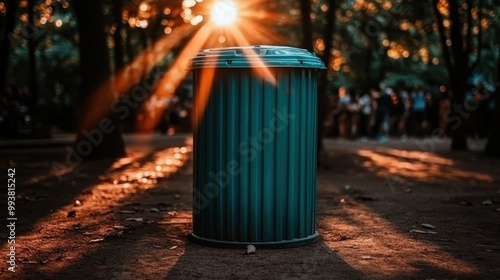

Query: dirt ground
[[0, 135, 499, 280]]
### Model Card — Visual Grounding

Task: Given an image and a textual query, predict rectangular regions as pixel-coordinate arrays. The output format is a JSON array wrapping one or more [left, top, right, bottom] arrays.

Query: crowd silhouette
[[1, 81, 496, 141], [324, 82, 495, 142]]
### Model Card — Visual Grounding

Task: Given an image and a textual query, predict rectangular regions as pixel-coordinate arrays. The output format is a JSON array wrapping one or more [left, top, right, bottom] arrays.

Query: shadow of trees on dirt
[[0, 150, 115, 240], [2, 140, 499, 279]]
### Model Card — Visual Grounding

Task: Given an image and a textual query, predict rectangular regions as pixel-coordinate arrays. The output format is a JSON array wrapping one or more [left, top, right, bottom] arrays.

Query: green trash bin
[[189, 45, 325, 248]]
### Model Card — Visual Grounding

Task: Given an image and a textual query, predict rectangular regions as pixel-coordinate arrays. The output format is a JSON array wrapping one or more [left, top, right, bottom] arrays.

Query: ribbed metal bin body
[[189, 46, 324, 248]]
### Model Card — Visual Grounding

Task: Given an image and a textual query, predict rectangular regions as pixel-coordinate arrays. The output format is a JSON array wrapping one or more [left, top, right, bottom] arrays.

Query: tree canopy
[[1, 0, 499, 155]]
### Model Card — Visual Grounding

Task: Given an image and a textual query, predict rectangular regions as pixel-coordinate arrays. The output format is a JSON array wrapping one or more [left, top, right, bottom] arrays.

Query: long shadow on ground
[[3, 139, 499, 279]]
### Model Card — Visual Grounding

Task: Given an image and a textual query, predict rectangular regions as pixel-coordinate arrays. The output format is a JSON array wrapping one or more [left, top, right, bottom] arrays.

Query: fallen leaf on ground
[[118, 210, 135, 214], [71, 223, 82, 230], [410, 229, 437, 234], [246, 245, 256, 255], [89, 238, 105, 243], [112, 225, 128, 230], [126, 218, 144, 222], [481, 200, 493, 206], [421, 223, 435, 229]]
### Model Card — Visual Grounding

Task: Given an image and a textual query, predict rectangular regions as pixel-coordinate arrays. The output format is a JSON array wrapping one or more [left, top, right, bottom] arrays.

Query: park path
[[0, 136, 499, 279]]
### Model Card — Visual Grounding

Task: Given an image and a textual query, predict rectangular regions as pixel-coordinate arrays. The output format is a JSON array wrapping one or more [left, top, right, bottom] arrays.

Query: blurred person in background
[[347, 90, 361, 139], [409, 85, 427, 137], [439, 86, 452, 137], [358, 90, 372, 140], [389, 89, 407, 139], [337, 87, 351, 140], [324, 92, 339, 137], [426, 89, 438, 134], [375, 83, 392, 142]]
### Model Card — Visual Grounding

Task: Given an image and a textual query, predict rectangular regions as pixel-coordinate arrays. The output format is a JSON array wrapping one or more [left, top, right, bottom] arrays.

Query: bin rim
[[188, 45, 326, 70]]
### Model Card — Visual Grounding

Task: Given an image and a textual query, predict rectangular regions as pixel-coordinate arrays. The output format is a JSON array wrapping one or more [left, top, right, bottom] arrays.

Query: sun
[[211, 0, 238, 26]]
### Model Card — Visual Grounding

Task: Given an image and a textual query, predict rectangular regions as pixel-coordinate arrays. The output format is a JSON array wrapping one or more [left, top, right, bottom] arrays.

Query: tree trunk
[[448, 0, 468, 151], [125, 24, 135, 64], [0, 0, 18, 96], [364, 42, 374, 90], [484, 46, 500, 157], [27, 0, 39, 121], [484, 90, 500, 157], [113, 0, 125, 72], [74, 0, 125, 160], [431, 0, 453, 78], [299, 0, 313, 52], [317, 0, 336, 153], [300, 0, 336, 165]]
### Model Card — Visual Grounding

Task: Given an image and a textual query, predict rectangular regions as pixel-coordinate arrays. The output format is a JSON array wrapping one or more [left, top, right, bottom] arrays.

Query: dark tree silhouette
[[317, 0, 337, 151], [432, 0, 483, 151], [74, 0, 125, 159], [113, 0, 125, 72], [300, 0, 336, 165], [299, 0, 313, 52], [0, 0, 18, 95], [484, 45, 500, 157], [27, 0, 39, 121]]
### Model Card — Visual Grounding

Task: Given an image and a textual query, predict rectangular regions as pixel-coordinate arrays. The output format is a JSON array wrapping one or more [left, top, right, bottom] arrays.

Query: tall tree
[[484, 44, 500, 156], [317, 0, 337, 153], [74, 0, 125, 159], [299, 0, 313, 52], [113, 0, 125, 72], [300, 0, 336, 165], [27, 0, 39, 121], [0, 0, 18, 95], [432, 0, 483, 150]]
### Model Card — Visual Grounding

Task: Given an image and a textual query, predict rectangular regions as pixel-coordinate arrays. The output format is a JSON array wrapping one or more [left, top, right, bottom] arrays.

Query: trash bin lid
[[188, 45, 326, 69]]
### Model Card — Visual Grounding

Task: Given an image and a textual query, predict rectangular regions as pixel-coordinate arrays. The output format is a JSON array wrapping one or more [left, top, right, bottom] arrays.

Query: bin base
[[189, 232, 319, 249]]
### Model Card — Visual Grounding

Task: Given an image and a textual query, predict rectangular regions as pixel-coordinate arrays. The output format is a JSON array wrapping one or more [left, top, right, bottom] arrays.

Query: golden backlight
[[211, 0, 238, 26]]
